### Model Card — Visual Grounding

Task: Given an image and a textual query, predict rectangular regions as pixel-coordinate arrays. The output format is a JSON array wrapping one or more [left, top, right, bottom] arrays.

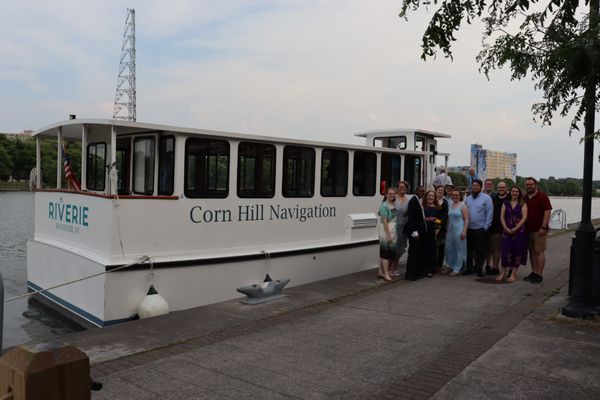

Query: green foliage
[[0, 134, 81, 188], [0, 135, 12, 180], [399, 0, 600, 134], [448, 171, 467, 186]]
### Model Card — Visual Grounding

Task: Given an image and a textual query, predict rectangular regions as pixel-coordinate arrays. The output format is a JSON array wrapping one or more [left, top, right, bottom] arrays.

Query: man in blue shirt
[[464, 179, 493, 277], [467, 167, 479, 194]]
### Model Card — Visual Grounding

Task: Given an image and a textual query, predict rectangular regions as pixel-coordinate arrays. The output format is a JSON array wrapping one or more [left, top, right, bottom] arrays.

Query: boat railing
[[549, 209, 567, 230]]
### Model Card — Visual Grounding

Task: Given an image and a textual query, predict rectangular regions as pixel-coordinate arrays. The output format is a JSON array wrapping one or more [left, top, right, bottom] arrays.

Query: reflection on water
[[0, 191, 80, 349]]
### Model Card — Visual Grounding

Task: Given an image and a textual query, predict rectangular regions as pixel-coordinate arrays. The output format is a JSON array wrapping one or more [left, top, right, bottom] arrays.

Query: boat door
[[403, 155, 422, 193], [116, 137, 131, 195]]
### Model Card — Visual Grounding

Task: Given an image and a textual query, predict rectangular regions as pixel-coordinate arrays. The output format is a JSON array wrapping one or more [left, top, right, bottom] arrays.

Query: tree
[[400, 0, 599, 134], [399, 0, 600, 316], [11, 138, 36, 181], [448, 171, 467, 187], [0, 135, 13, 180]]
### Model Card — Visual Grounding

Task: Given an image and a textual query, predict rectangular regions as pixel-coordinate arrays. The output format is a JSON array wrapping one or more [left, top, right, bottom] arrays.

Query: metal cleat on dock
[[236, 274, 290, 305]]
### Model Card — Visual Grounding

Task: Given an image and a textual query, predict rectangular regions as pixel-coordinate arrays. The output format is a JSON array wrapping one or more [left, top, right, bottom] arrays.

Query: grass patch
[[0, 181, 29, 191]]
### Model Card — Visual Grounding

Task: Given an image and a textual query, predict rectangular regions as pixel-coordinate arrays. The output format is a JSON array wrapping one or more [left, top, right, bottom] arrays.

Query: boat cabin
[[28, 119, 450, 327]]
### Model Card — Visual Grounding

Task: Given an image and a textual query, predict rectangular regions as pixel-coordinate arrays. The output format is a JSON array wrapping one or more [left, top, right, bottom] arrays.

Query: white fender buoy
[[138, 285, 170, 319]]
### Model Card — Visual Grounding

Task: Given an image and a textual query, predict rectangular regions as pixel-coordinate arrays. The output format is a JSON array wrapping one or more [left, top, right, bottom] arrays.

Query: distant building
[[2, 130, 33, 140], [470, 144, 517, 181]]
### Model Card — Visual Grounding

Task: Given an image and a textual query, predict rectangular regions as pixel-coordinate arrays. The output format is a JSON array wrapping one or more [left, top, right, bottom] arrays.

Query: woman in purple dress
[[498, 186, 528, 283]]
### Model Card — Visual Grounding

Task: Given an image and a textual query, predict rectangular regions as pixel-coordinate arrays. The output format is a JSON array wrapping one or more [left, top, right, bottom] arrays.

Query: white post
[[57, 127, 63, 189], [81, 125, 87, 191], [35, 136, 41, 189], [110, 125, 117, 195]]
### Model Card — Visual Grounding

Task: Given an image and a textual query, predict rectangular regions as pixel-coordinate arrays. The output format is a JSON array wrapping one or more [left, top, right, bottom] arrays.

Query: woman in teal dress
[[378, 188, 397, 281], [445, 189, 469, 276]]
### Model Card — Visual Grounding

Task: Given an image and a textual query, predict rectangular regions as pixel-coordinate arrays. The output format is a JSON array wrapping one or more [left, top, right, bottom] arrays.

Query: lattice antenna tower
[[113, 8, 136, 121]]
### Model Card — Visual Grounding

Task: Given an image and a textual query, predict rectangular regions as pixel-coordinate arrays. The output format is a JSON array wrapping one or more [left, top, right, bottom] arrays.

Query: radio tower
[[113, 8, 136, 121]]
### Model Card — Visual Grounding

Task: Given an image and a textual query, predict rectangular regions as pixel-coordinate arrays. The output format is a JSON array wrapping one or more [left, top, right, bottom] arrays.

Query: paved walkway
[[50, 230, 600, 399]]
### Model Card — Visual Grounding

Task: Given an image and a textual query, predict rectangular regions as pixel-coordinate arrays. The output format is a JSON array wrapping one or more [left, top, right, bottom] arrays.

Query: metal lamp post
[[561, 0, 600, 318]]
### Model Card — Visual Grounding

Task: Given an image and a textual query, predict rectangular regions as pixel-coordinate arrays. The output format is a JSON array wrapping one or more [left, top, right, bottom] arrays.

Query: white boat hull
[[28, 238, 377, 327]]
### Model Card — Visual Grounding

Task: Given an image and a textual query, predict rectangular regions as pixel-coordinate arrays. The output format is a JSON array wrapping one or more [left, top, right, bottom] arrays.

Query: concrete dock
[[44, 230, 600, 399]]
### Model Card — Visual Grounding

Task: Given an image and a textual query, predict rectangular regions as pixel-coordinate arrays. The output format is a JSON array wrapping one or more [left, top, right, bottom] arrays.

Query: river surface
[[0, 191, 599, 348]]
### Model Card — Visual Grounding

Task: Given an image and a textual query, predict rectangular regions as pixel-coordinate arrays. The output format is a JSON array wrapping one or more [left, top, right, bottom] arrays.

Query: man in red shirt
[[524, 177, 552, 283]]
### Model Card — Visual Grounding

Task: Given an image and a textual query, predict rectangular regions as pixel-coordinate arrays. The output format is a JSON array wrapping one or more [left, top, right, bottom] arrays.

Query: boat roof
[[354, 128, 452, 139], [33, 119, 447, 154]]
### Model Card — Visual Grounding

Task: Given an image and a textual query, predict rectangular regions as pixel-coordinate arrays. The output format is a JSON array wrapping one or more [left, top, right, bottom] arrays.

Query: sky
[[0, 0, 597, 179]]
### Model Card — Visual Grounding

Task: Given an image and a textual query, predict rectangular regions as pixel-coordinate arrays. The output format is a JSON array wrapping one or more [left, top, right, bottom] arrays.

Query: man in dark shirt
[[524, 177, 552, 284], [486, 181, 507, 275], [404, 186, 426, 281]]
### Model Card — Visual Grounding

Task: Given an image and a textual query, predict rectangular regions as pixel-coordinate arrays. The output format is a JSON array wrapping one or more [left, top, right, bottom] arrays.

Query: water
[[0, 192, 599, 348], [549, 196, 600, 224], [0, 191, 80, 349]]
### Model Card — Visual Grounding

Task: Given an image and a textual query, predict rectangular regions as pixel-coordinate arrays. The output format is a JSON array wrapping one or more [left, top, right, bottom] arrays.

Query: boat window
[[353, 151, 376, 196], [158, 136, 175, 195], [185, 138, 229, 198], [390, 136, 407, 150], [415, 136, 424, 152], [404, 155, 422, 194], [321, 149, 348, 197], [133, 137, 156, 195], [238, 142, 276, 198], [373, 138, 384, 148], [282, 146, 315, 197], [429, 143, 436, 164], [380, 153, 401, 194], [86, 143, 106, 191], [373, 136, 407, 150]]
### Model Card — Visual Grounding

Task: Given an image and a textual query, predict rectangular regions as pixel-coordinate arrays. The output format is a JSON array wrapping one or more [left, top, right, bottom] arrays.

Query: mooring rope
[[4, 256, 150, 303]]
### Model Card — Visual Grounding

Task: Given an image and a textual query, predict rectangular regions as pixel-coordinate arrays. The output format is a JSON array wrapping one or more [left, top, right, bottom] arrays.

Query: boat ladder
[[549, 208, 567, 230]]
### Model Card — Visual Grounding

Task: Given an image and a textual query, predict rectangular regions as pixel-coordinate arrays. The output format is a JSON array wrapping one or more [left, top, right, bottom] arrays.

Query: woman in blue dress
[[445, 189, 469, 276]]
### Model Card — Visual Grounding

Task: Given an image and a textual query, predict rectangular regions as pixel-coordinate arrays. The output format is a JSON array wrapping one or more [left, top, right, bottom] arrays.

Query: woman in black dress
[[422, 190, 439, 277]]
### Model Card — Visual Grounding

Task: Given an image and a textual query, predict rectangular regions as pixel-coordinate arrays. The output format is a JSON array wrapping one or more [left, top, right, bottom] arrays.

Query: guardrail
[[549, 209, 567, 230]]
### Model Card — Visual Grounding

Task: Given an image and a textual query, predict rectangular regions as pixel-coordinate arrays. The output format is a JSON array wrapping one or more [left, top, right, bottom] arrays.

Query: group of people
[[377, 173, 552, 285]]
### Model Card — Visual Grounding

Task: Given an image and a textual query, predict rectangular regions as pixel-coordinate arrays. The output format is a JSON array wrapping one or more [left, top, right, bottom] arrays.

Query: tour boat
[[27, 119, 450, 328]]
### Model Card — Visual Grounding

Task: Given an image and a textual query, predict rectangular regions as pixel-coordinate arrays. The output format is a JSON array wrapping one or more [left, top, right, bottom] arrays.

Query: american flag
[[62, 143, 81, 191]]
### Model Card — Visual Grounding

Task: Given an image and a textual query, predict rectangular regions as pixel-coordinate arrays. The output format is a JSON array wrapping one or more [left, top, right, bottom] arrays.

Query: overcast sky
[[0, 1, 596, 179]]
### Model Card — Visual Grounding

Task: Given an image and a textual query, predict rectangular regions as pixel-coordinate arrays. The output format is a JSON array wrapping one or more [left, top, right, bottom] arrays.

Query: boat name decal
[[190, 204, 336, 223], [48, 198, 89, 234]]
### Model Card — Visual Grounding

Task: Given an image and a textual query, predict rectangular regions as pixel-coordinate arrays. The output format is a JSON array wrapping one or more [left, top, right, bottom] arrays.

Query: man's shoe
[[524, 273, 534, 281], [476, 269, 485, 278], [462, 269, 474, 276], [489, 267, 500, 275], [485, 265, 492, 275], [530, 274, 543, 284]]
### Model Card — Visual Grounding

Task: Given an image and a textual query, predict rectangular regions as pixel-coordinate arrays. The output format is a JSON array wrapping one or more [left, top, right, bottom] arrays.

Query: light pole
[[561, 0, 600, 318]]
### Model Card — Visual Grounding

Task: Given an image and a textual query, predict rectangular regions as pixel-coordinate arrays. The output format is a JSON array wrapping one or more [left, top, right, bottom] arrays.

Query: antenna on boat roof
[[112, 8, 136, 121]]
